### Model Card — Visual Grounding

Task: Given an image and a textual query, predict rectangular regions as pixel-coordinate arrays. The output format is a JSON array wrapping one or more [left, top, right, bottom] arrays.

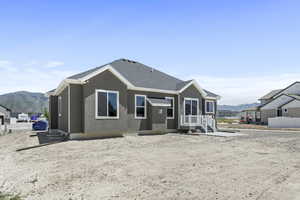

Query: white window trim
[[183, 98, 199, 116], [205, 100, 215, 114], [166, 97, 175, 119], [135, 94, 147, 119], [95, 89, 119, 119]]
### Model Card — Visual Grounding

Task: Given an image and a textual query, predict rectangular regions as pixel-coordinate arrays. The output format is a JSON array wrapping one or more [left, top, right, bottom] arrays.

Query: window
[[184, 98, 198, 116], [206, 100, 215, 113], [95, 90, 119, 119], [284, 109, 288, 113], [277, 109, 282, 117], [135, 95, 147, 119], [166, 97, 174, 119]]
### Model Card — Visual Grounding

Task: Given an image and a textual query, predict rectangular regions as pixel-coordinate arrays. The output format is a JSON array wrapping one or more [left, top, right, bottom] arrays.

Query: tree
[[43, 108, 49, 120]]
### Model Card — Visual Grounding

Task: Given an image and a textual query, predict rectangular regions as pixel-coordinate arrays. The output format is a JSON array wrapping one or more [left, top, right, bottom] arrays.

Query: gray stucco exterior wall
[[70, 84, 83, 133], [261, 109, 277, 124], [150, 106, 167, 131], [58, 87, 69, 132], [283, 108, 300, 118], [127, 90, 178, 131], [179, 85, 204, 116], [52, 70, 217, 137], [82, 70, 128, 136], [49, 96, 58, 129]]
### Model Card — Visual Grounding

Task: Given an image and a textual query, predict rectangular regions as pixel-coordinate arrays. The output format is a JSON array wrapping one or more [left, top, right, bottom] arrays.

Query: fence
[[268, 117, 300, 128]]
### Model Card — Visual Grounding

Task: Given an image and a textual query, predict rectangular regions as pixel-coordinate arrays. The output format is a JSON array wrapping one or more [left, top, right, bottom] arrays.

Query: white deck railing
[[180, 115, 216, 132]]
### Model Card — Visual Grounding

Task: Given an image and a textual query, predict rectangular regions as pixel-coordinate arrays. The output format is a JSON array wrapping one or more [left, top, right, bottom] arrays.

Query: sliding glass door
[[184, 98, 198, 116]]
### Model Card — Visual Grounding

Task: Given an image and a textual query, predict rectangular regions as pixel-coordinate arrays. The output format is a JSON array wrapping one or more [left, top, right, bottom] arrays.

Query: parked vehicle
[[17, 113, 29, 122], [32, 120, 48, 131]]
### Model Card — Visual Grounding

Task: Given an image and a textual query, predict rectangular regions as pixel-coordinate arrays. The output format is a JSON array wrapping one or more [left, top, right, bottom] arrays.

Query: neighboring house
[[0, 104, 11, 125], [258, 89, 283, 105], [47, 59, 220, 139], [257, 82, 300, 124], [240, 106, 261, 124]]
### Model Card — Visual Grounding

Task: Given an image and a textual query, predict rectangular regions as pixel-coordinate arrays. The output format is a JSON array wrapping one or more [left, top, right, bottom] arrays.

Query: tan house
[[258, 82, 300, 124]]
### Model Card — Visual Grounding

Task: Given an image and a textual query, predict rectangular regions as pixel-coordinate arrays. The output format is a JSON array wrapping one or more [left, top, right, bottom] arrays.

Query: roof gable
[[273, 82, 300, 98], [178, 80, 207, 97], [260, 94, 294, 110], [259, 89, 282, 100], [110, 59, 183, 91], [51, 59, 220, 99]]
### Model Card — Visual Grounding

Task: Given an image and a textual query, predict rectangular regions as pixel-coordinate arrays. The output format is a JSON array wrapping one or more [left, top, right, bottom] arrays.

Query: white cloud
[[45, 61, 65, 68], [24, 60, 39, 67], [0, 60, 12, 67], [1, 59, 299, 106], [190, 73, 300, 105], [0, 60, 17, 72], [0, 60, 78, 95]]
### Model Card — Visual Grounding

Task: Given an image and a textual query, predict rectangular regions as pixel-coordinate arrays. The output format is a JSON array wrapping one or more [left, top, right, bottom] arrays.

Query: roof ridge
[[59, 59, 220, 98], [110, 59, 184, 82]]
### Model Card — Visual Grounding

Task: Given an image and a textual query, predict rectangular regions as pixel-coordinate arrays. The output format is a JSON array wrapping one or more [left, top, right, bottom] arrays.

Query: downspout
[[68, 84, 71, 134], [177, 93, 180, 130], [215, 101, 218, 131]]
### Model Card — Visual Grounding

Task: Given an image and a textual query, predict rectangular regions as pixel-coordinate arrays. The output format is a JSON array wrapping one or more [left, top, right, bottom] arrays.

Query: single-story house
[[258, 82, 300, 124], [0, 104, 11, 125], [240, 106, 261, 124], [47, 59, 220, 139]]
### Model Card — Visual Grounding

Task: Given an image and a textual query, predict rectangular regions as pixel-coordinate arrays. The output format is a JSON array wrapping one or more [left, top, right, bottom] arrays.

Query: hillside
[[0, 91, 259, 115], [0, 91, 48, 113], [218, 103, 260, 112]]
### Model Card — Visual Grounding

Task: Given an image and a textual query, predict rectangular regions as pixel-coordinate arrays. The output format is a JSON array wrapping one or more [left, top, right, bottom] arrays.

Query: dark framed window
[[96, 90, 119, 119], [184, 98, 198, 116], [135, 95, 146, 119], [166, 97, 174, 119], [206, 101, 214, 113]]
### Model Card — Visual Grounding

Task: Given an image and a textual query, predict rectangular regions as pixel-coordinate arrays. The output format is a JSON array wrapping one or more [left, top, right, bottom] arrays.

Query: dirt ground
[[0, 130, 300, 200]]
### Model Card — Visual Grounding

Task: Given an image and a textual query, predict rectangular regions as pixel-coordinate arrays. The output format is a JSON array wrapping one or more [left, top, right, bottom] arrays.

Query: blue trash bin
[[32, 120, 48, 131]]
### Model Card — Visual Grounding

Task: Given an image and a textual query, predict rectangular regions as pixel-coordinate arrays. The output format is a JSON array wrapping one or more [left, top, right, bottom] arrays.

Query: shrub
[[0, 192, 22, 200]]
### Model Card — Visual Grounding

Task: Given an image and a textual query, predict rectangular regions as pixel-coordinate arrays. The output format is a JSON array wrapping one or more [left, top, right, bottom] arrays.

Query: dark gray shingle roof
[[259, 89, 283, 100], [68, 59, 219, 97], [176, 80, 193, 90]]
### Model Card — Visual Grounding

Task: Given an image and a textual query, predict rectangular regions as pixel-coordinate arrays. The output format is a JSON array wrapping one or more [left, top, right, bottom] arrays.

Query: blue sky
[[0, 0, 300, 104]]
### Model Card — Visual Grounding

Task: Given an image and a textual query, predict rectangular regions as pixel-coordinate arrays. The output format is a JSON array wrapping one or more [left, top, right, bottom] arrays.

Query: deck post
[[205, 116, 208, 133]]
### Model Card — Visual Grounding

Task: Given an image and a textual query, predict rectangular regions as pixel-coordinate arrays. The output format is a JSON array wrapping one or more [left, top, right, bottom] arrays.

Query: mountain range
[[0, 91, 48, 113], [218, 103, 260, 112], [0, 91, 260, 114]]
